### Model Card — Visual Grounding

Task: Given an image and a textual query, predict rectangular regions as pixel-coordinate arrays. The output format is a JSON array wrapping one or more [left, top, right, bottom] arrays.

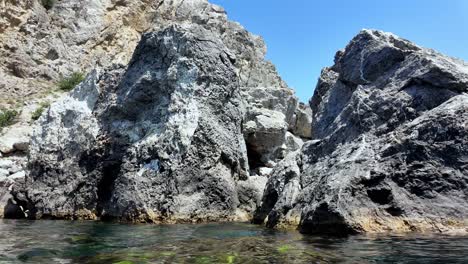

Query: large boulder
[[0, 111, 30, 218], [257, 30, 468, 234], [14, 24, 253, 222]]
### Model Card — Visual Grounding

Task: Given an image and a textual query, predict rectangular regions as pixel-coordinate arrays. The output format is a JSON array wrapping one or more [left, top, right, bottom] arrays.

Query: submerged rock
[[258, 30, 468, 234]]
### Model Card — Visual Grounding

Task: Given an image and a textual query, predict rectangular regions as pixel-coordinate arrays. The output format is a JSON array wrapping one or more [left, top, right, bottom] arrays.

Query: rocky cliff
[[1, 1, 467, 235], [255, 30, 468, 234], [1, 0, 307, 221]]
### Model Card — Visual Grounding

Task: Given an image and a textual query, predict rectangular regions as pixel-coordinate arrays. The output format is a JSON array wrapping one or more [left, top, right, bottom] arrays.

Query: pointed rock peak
[[353, 29, 421, 51], [329, 29, 468, 91], [333, 29, 423, 85]]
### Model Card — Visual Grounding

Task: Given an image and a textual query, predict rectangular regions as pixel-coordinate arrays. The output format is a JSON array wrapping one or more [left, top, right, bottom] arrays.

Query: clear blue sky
[[209, 0, 468, 102]]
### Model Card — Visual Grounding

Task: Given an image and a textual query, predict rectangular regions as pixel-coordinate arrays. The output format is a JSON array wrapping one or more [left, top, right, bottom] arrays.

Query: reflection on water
[[0, 219, 467, 263]]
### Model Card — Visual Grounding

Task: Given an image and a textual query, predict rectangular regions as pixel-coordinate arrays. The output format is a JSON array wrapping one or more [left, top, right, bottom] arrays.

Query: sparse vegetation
[[58, 72, 85, 91], [31, 102, 51, 121], [41, 0, 56, 10], [0, 109, 18, 130]]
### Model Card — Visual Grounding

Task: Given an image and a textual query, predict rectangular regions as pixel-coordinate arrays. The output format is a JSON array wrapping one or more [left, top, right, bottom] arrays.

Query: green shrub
[[58, 72, 85, 91], [0, 109, 18, 129], [31, 102, 50, 121], [41, 0, 56, 10]]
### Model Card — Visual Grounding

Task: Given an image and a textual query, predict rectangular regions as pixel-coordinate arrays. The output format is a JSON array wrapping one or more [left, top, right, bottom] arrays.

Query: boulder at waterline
[[256, 29, 468, 234], [14, 24, 253, 222]]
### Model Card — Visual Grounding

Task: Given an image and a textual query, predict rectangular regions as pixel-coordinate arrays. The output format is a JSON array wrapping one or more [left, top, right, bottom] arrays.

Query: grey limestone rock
[[16, 24, 253, 222], [5, 0, 465, 235], [289, 102, 312, 139], [0, 0, 298, 162], [0, 126, 32, 155], [253, 150, 302, 229], [2, 0, 301, 221], [257, 30, 468, 234]]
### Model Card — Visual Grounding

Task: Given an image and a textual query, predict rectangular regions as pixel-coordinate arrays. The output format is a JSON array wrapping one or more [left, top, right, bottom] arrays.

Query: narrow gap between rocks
[[96, 161, 121, 217], [246, 142, 264, 172]]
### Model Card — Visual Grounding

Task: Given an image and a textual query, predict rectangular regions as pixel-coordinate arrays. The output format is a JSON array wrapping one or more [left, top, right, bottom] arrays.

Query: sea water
[[0, 219, 467, 263]]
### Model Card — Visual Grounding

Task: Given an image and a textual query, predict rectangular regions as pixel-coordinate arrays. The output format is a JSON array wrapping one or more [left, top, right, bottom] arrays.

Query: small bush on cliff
[[58, 72, 85, 91], [0, 109, 18, 130], [41, 0, 56, 10], [31, 102, 50, 121]]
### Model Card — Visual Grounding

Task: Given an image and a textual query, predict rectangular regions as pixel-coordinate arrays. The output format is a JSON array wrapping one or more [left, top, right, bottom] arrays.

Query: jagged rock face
[[1, 0, 300, 218], [8, 1, 466, 236], [0, 0, 295, 113], [1, 0, 214, 101], [256, 30, 468, 234], [0, 0, 297, 174], [15, 24, 255, 222]]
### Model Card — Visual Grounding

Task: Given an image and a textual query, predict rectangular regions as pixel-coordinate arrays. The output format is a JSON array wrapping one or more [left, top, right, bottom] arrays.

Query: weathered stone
[[237, 175, 268, 218], [283, 131, 303, 153], [289, 102, 312, 139], [0, 168, 8, 178], [0, 125, 31, 154], [4, 0, 465, 235], [258, 167, 273, 177], [254, 150, 302, 229], [8, 171, 25, 181], [0, 0, 298, 120], [242, 87, 298, 166], [2, 0, 300, 222], [17, 24, 254, 222], [257, 30, 468, 234], [0, 167, 25, 218], [0, 159, 13, 170], [243, 109, 289, 167]]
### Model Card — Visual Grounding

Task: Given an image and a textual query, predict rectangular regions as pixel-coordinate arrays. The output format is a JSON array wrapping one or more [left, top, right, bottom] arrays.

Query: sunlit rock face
[[256, 30, 468, 234], [1, 0, 306, 220], [15, 24, 250, 222], [0, 0, 299, 176], [8, 6, 304, 221], [5, 0, 466, 235]]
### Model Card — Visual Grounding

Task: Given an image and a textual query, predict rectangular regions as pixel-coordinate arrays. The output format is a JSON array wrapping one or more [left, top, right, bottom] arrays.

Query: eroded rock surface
[[257, 30, 468, 234], [1, 0, 302, 220], [4, 1, 466, 234], [289, 102, 312, 139], [0, 0, 298, 171], [13, 24, 250, 221]]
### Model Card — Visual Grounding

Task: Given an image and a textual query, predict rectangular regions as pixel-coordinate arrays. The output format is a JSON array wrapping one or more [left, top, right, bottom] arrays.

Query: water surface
[[0, 219, 467, 263]]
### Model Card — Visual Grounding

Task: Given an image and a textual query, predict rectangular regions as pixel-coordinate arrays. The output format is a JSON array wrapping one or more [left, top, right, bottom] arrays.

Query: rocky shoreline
[[1, 0, 467, 235]]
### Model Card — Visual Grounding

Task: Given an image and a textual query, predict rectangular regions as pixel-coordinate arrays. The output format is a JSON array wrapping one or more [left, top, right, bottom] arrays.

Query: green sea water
[[0, 219, 467, 263]]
